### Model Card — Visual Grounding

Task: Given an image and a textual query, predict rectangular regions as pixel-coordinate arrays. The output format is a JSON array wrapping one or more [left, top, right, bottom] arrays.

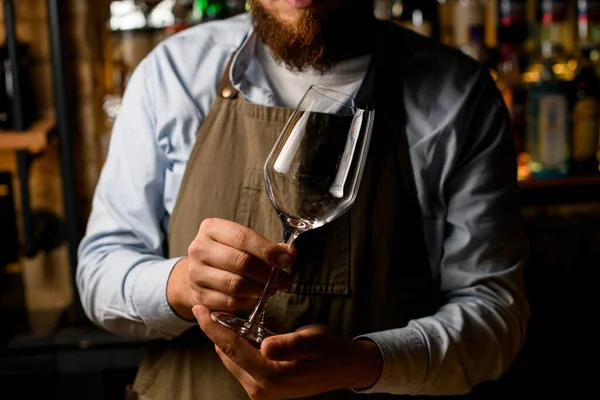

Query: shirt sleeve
[[77, 59, 196, 340], [356, 73, 530, 395]]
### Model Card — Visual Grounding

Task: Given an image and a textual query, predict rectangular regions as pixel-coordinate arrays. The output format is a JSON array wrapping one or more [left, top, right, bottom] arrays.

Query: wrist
[[342, 338, 383, 391], [166, 257, 195, 321]]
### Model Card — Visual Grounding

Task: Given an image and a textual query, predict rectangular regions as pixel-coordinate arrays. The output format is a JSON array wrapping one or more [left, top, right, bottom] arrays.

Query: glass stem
[[247, 229, 297, 325]]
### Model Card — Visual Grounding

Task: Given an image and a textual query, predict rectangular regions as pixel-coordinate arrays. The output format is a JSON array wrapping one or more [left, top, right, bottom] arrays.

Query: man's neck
[[256, 40, 371, 108]]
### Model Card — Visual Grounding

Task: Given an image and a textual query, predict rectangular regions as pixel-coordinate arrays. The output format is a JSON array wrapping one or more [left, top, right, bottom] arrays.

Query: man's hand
[[193, 305, 383, 400], [167, 218, 294, 320]]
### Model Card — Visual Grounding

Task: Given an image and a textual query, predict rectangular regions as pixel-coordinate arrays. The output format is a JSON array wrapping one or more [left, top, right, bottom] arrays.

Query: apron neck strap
[[217, 51, 239, 100], [217, 32, 250, 100]]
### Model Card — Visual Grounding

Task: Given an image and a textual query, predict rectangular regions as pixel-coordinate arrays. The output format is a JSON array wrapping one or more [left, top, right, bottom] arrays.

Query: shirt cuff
[[352, 327, 429, 395], [129, 257, 196, 338]]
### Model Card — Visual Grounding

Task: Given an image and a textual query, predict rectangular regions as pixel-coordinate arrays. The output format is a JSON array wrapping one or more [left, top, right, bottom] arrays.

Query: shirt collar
[[229, 28, 279, 106]]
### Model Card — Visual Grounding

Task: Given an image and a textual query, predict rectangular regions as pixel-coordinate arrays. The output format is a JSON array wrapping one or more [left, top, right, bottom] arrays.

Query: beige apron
[[131, 22, 440, 399]]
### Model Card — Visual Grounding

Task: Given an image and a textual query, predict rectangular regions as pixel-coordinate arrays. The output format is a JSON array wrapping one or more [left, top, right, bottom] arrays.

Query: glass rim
[[308, 85, 364, 111]]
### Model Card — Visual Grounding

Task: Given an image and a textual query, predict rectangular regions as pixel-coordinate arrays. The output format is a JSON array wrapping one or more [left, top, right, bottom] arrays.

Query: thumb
[[261, 325, 328, 361]]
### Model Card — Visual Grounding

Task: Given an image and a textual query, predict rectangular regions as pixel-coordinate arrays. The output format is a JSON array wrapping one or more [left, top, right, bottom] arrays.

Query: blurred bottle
[[484, 0, 499, 52], [570, 50, 600, 175], [438, 0, 455, 46], [522, 1, 575, 179], [577, 0, 600, 75], [578, 0, 600, 47], [451, 0, 486, 49], [525, 0, 576, 84], [526, 39, 570, 178], [569, 2, 600, 175], [498, 0, 528, 44]]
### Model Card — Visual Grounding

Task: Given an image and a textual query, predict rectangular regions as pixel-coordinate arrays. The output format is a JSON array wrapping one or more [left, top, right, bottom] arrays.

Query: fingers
[[194, 305, 265, 373], [215, 346, 257, 390], [186, 218, 295, 314], [199, 218, 294, 268], [191, 286, 257, 311], [195, 266, 269, 299], [261, 325, 330, 362], [191, 240, 292, 290], [215, 346, 288, 400]]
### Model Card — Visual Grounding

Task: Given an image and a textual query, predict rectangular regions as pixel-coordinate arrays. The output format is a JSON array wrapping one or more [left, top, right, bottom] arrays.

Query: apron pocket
[[235, 168, 282, 242], [285, 214, 350, 295], [236, 168, 350, 296]]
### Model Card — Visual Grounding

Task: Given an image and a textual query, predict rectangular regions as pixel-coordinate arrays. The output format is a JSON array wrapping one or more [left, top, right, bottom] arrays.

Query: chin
[[279, 9, 305, 26]]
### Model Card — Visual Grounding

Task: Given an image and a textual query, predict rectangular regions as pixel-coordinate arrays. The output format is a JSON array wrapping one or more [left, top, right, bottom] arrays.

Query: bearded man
[[77, 0, 530, 399]]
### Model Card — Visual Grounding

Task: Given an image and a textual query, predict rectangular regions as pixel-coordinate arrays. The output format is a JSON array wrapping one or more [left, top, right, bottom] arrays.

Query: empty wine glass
[[211, 85, 375, 345]]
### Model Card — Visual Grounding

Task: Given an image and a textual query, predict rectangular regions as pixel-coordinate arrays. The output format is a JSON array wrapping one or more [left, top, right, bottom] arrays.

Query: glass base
[[210, 312, 275, 346]]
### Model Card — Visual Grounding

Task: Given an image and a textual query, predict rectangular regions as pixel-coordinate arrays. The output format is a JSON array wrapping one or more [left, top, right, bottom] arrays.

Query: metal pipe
[[3, 0, 35, 258], [47, 0, 84, 322]]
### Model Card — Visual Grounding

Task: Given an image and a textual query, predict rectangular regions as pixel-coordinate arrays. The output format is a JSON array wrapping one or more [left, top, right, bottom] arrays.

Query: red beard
[[250, 0, 375, 73]]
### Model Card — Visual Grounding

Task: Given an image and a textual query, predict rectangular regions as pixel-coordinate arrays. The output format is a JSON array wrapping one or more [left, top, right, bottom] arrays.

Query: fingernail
[[192, 305, 200, 319], [276, 252, 291, 267]]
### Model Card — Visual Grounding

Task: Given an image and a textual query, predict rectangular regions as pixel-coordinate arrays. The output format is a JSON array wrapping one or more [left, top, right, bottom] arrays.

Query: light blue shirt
[[78, 13, 530, 396]]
